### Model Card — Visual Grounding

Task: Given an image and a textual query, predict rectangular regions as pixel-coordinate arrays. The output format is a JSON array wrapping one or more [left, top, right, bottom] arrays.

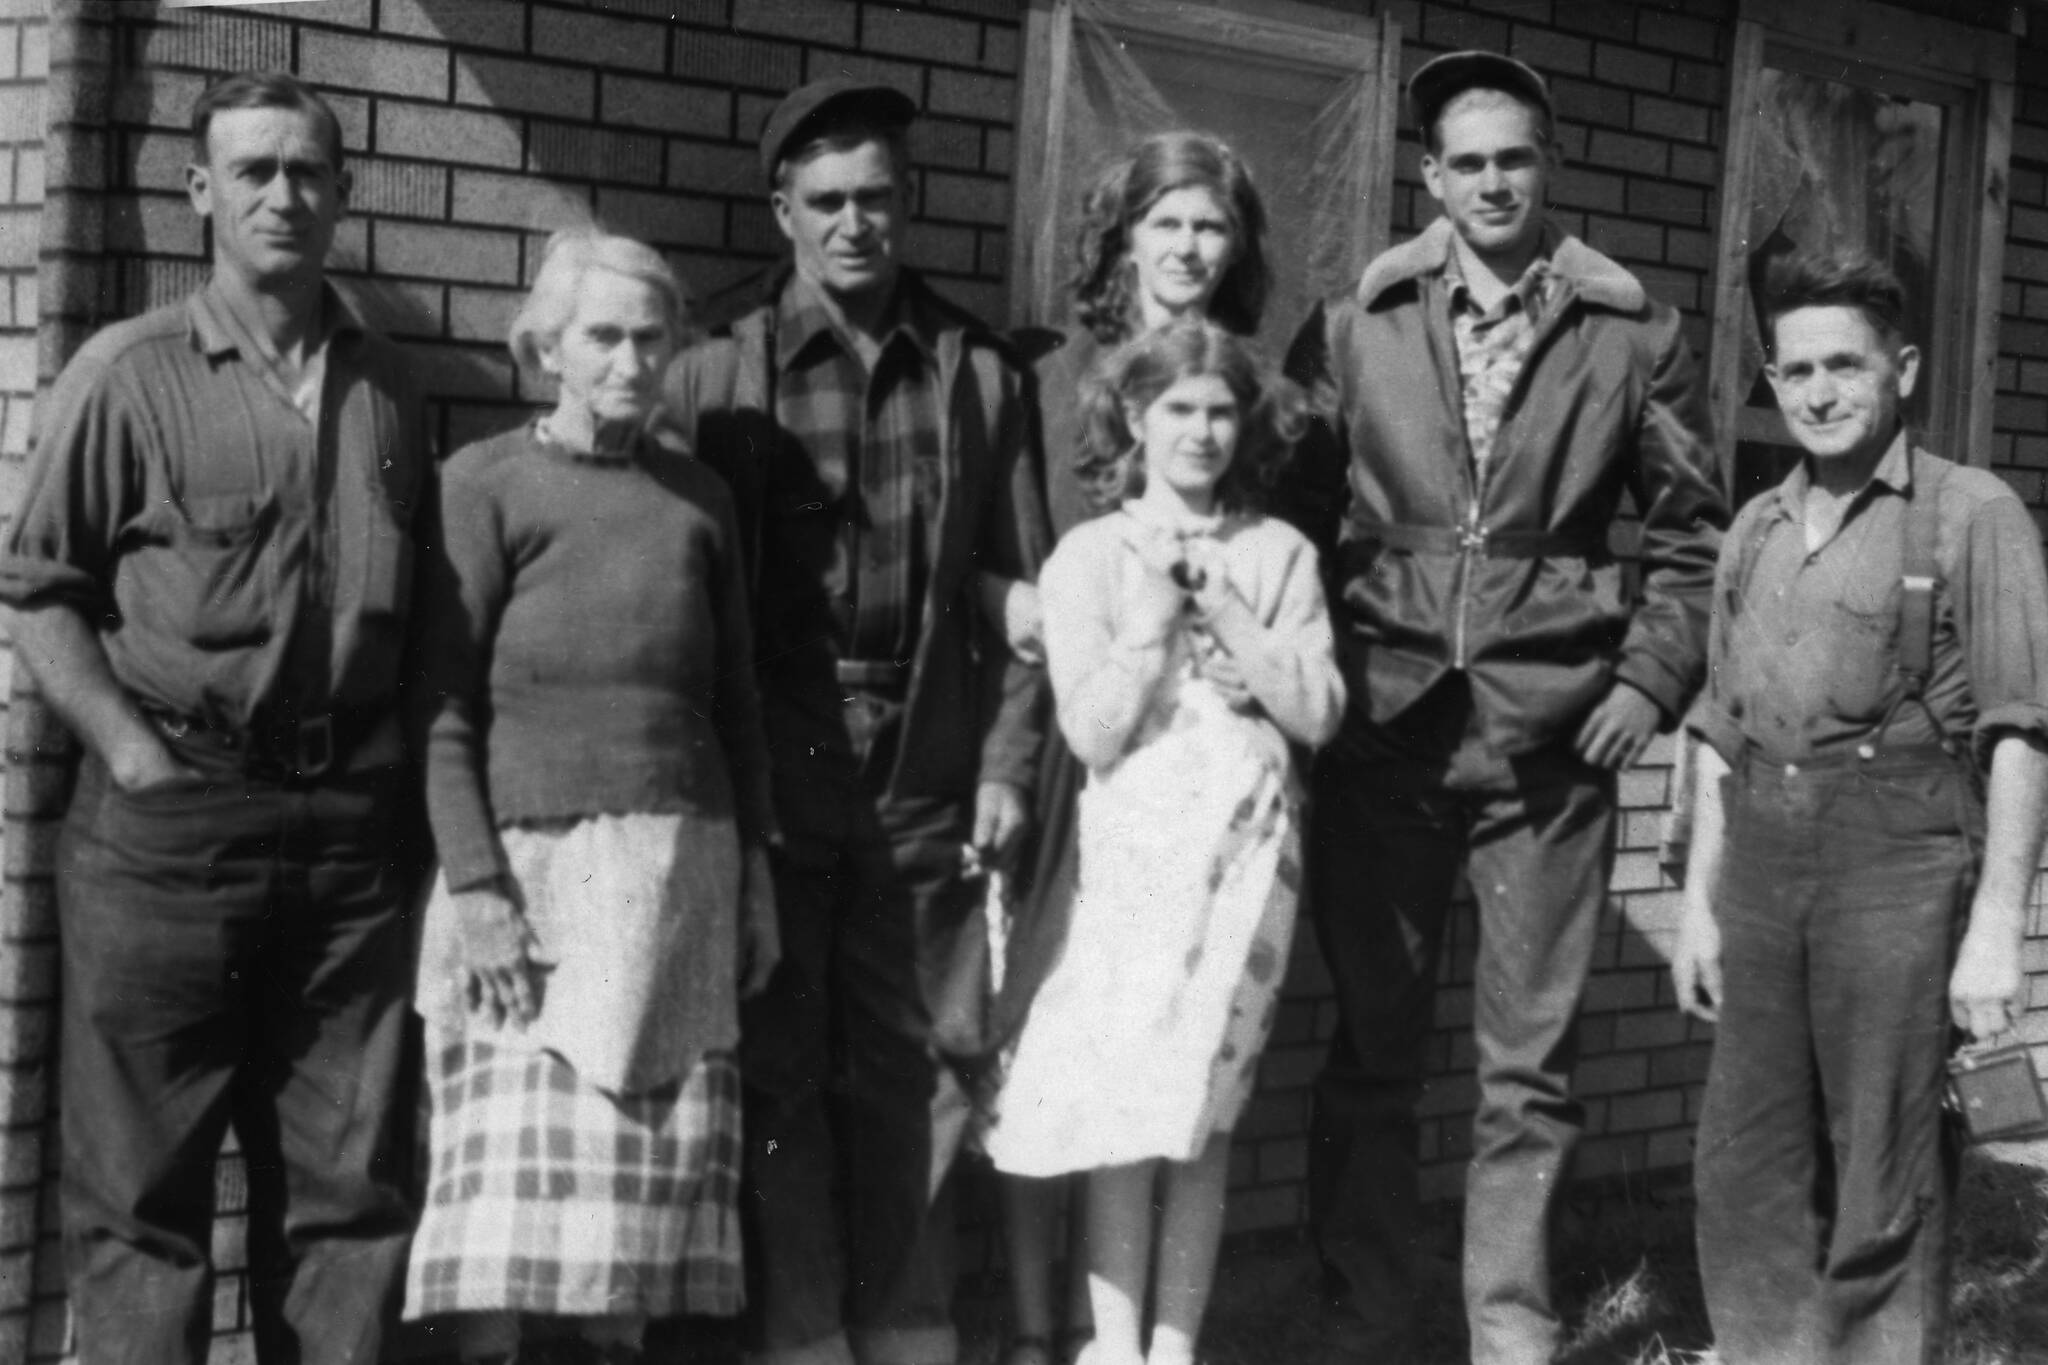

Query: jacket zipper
[[1452, 498, 1481, 669], [1448, 280, 1572, 672]]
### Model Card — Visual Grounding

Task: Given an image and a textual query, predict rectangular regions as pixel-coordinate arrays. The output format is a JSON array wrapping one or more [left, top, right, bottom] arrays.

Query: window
[[1708, 0, 2015, 504], [1006, 0, 1400, 341]]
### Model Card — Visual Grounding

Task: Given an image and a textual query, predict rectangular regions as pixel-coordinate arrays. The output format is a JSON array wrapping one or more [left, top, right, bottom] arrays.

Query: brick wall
[[1997, 0, 2048, 1000], [6, 1, 1030, 1359], [0, 0, 2044, 1361], [0, 1, 45, 1358]]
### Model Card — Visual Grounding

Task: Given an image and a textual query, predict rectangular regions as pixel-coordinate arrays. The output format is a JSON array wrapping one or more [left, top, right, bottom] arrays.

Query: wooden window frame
[[1708, 0, 2015, 484], [1005, 0, 1401, 328]]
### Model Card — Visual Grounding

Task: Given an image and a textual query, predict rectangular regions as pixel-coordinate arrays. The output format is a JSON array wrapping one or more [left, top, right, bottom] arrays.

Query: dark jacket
[[664, 268, 1050, 840], [1282, 219, 1727, 755], [1016, 324, 1105, 540]]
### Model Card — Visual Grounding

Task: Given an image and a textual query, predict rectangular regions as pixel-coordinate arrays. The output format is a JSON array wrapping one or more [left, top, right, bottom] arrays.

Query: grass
[[957, 1145, 2048, 1365]]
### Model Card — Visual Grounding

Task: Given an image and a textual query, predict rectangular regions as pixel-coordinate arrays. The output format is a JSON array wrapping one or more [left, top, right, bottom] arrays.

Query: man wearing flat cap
[[1281, 50, 1727, 1364], [665, 78, 1048, 1365]]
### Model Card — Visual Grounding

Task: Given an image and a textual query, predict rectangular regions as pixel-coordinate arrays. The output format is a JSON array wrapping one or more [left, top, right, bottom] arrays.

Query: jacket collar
[[1355, 217, 1645, 314]]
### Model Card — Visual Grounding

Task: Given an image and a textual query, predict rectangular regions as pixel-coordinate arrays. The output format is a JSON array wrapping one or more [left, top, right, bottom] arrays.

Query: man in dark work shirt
[[664, 80, 1048, 1365], [0, 73, 427, 1365], [1674, 252, 2048, 1365]]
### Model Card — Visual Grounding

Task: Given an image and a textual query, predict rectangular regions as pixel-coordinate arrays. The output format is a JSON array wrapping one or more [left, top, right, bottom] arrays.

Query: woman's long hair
[[1070, 132, 1272, 344], [1075, 317, 1305, 514]]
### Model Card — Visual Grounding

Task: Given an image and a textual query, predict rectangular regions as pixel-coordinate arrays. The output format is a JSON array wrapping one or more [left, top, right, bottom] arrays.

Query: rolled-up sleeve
[[1685, 501, 1762, 767], [0, 351, 134, 617], [1959, 492, 2048, 754]]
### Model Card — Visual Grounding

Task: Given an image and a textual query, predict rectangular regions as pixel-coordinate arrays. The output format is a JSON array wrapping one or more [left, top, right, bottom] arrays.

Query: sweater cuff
[[436, 830, 511, 899]]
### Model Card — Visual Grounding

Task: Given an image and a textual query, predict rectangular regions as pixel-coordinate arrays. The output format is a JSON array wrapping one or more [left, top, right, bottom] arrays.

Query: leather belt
[[1352, 521, 1607, 559], [835, 657, 910, 692], [144, 704, 402, 780]]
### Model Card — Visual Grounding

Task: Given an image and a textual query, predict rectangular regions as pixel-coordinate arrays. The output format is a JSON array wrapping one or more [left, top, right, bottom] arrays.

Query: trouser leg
[[1694, 772, 1826, 1365], [240, 769, 420, 1365], [57, 760, 255, 1365], [741, 819, 934, 1365], [740, 851, 857, 1364], [849, 798, 972, 1365], [1305, 757, 1464, 1363], [1808, 773, 1972, 1365], [1461, 770, 1612, 1365]]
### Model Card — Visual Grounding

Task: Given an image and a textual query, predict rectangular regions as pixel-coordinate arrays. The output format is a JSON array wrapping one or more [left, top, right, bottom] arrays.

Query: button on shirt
[[1693, 433, 2048, 765], [764, 273, 943, 670], [1445, 249, 1555, 476], [0, 284, 428, 729]]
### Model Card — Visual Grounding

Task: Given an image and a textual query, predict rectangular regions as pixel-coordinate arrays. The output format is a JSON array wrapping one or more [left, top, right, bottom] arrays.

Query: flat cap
[[1408, 49, 1554, 135], [758, 77, 918, 181]]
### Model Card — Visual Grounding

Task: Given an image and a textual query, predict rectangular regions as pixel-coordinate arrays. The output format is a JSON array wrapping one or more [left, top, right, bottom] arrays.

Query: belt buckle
[[1458, 523, 1488, 555], [294, 714, 334, 778]]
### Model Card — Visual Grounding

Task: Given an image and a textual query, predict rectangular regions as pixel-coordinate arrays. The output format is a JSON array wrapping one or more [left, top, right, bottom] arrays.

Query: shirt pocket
[[130, 493, 278, 649], [1821, 596, 1899, 724]]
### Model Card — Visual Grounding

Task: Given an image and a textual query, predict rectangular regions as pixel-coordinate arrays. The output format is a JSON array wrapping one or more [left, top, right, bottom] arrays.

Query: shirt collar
[[774, 271, 937, 372], [187, 279, 361, 360], [1444, 237, 1555, 319], [1768, 425, 1915, 522]]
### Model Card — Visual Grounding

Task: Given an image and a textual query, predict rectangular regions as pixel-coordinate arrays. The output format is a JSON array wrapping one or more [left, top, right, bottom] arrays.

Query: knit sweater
[[416, 423, 775, 891]]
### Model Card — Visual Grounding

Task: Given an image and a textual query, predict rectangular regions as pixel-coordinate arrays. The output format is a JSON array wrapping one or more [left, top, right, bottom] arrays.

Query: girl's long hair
[[1075, 317, 1306, 514], [1070, 132, 1272, 344]]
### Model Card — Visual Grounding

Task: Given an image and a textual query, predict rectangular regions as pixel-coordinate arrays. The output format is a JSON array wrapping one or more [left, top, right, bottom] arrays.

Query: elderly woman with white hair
[[404, 228, 780, 1365]]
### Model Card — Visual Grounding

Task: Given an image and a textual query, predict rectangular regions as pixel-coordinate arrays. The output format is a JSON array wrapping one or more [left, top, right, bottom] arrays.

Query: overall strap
[[1868, 447, 1965, 763], [1896, 448, 1946, 700]]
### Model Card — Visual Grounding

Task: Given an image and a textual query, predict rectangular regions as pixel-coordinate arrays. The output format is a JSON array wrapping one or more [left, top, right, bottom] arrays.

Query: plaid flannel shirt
[[1446, 252, 1555, 478], [773, 274, 944, 664]]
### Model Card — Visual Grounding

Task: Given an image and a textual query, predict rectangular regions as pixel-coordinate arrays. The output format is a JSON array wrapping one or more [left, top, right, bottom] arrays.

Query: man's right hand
[[1671, 895, 1722, 1023]]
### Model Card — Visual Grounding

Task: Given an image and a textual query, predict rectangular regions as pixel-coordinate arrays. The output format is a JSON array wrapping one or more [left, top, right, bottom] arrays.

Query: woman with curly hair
[[986, 317, 1343, 1365], [1044, 130, 1272, 532], [982, 129, 1276, 1365]]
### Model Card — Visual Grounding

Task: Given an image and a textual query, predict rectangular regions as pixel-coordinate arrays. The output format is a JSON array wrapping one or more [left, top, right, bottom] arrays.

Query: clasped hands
[[1128, 529, 1256, 710]]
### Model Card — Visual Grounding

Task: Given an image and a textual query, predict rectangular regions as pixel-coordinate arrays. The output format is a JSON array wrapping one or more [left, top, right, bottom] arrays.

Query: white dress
[[986, 503, 1344, 1176]]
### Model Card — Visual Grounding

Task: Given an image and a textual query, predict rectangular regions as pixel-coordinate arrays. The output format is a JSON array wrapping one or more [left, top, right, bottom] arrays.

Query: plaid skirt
[[403, 1034, 744, 1320]]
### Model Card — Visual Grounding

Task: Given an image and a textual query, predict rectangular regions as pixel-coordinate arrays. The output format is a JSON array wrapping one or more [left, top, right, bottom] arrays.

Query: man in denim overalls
[[1674, 251, 2048, 1365]]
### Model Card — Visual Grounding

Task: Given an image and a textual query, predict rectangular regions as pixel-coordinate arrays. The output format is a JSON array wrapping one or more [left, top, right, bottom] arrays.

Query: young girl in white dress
[[986, 317, 1345, 1365]]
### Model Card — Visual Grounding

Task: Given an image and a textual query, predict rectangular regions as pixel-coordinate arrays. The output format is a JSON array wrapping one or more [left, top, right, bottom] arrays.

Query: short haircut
[[1424, 85, 1553, 155], [190, 71, 346, 172], [1074, 316, 1307, 515], [1760, 250, 1910, 358], [1070, 131, 1272, 345], [508, 228, 690, 382], [772, 119, 910, 194]]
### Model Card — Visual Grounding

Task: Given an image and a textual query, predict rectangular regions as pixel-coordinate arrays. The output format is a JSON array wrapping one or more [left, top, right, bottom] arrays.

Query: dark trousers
[[1695, 749, 1973, 1365], [57, 749, 419, 1365], [1307, 683, 1614, 1365], [740, 690, 981, 1365]]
